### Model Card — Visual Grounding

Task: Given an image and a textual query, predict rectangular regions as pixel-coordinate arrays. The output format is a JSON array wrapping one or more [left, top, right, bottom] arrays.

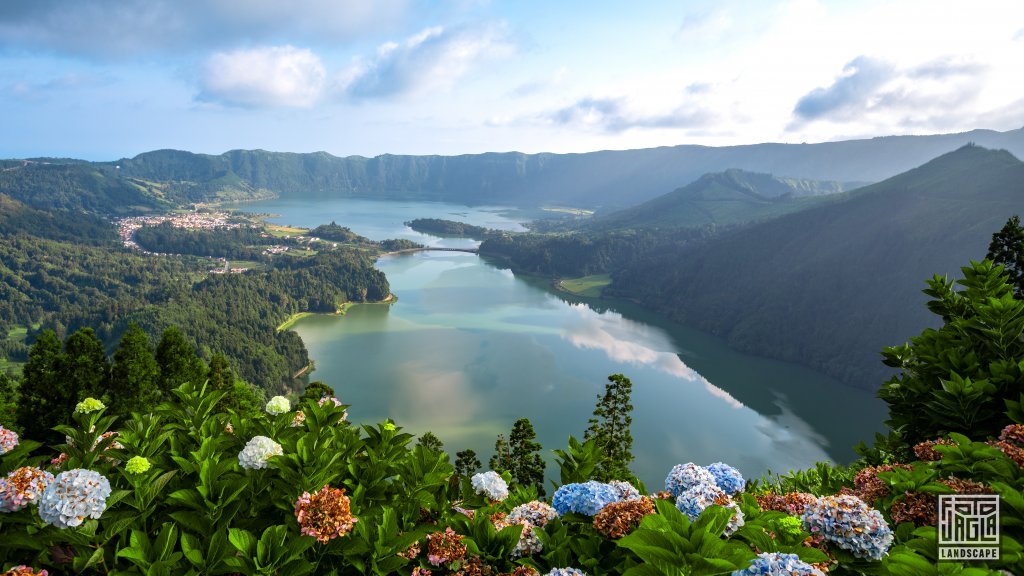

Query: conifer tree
[[509, 417, 546, 495], [584, 373, 635, 481], [300, 380, 336, 402], [155, 327, 207, 396], [60, 327, 109, 400], [455, 449, 481, 477], [987, 214, 1024, 296], [109, 323, 161, 416], [18, 330, 72, 441], [417, 431, 444, 453], [0, 372, 19, 433], [489, 433, 513, 473]]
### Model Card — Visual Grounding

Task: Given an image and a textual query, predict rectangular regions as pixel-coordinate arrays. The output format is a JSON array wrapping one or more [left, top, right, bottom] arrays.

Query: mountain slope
[[108, 127, 1024, 209], [588, 169, 855, 230], [607, 145, 1024, 388]]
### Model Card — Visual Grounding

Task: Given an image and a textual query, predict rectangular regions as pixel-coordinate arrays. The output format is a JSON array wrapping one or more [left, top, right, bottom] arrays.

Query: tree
[[300, 380, 336, 402], [155, 327, 207, 395], [508, 418, 546, 495], [0, 372, 19, 433], [489, 434, 513, 473], [987, 215, 1024, 297], [879, 259, 1024, 446], [417, 431, 444, 454], [17, 330, 72, 441], [59, 327, 109, 400], [109, 323, 161, 416], [455, 449, 482, 477], [584, 373, 635, 481]]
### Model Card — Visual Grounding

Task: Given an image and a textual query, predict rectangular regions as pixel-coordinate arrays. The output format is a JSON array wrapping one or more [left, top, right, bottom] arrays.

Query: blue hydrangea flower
[[471, 471, 509, 501], [608, 480, 641, 501], [707, 462, 745, 495], [37, 469, 111, 528], [238, 436, 283, 470], [675, 483, 745, 536], [731, 552, 825, 575], [665, 462, 716, 497], [545, 569, 587, 576], [552, 481, 620, 516], [801, 494, 893, 561]]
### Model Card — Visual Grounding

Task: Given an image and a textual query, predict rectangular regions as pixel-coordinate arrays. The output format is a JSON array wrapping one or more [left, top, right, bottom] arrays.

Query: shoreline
[[276, 295, 397, 332]]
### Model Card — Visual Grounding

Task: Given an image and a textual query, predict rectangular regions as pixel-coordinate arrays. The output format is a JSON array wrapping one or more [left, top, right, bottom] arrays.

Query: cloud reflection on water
[[559, 304, 743, 409]]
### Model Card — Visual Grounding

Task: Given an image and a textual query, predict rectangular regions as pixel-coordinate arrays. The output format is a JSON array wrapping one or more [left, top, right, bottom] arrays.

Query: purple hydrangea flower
[[508, 500, 559, 527], [675, 483, 745, 536], [608, 480, 642, 501], [0, 467, 55, 512], [37, 469, 111, 528], [545, 569, 587, 576], [801, 494, 893, 561]]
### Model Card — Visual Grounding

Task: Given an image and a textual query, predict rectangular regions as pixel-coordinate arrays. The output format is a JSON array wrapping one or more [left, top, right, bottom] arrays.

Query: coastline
[[276, 295, 397, 332]]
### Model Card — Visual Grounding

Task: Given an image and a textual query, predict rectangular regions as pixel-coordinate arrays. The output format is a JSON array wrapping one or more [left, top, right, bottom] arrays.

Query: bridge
[[383, 247, 479, 255]]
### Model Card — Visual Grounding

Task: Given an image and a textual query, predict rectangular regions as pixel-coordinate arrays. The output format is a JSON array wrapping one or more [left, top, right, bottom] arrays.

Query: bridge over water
[[383, 247, 479, 255]]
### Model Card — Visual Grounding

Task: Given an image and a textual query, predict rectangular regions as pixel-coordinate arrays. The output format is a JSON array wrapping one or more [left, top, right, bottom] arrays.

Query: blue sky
[[1, 0, 1022, 160]]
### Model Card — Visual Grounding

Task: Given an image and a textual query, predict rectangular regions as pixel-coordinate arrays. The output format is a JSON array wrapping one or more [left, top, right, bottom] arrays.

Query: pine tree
[[489, 434, 513, 473], [155, 327, 207, 396], [300, 380, 336, 402], [417, 431, 444, 453], [455, 449, 482, 477], [584, 373, 635, 481], [508, 417, 546, 495], [60, 327, 109, 400], [109, 323, 161, 416], [987, 215, 1024, 296], [0, 372, 20, 433], [18, 330, 72, 441]]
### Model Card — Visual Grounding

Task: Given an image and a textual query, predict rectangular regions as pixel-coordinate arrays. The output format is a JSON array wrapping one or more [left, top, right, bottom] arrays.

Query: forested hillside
[[108, 127, 1024, 209], [608, 145, 1024, 388]]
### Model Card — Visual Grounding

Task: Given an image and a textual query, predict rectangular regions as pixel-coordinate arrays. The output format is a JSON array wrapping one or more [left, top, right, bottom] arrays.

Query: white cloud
[[338, 23, 514, 100], [198, 46, 325, 108]]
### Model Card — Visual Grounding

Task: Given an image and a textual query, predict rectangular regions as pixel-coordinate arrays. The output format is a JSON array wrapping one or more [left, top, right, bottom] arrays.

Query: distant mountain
[[607, 145, 1024, 389], [0, 159, 167, 214], [104, 127, 1024, 209], [588, 169, 858, 231]]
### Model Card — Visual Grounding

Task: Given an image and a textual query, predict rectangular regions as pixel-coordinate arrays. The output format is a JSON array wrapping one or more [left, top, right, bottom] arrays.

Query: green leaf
[[228, 527, 256, 556], [180, 532, 204, 567]]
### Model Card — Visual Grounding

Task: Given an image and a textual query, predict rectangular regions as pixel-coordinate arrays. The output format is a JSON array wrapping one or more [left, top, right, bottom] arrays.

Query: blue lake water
[[241, 197, 887, 488]]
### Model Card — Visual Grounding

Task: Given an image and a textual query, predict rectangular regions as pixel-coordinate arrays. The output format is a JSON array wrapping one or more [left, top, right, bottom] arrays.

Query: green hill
[[607, 145, 1024, 388], [589, 169, 856, 230]]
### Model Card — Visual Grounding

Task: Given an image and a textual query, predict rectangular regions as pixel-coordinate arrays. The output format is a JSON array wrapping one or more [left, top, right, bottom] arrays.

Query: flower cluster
[[731, 552, 825, 576], [238, 436, 282, 470], [846, 464, 911, 506], [0, 425, 18, 455], [990, 424, 1024, 467], [664, 462, 716, 497], [294, 485, 357, 543], [265, 395, 291, 416], [889, 491, 937, 526], [3, 566, 50, 576], [49, 453, 69, 470], [706, 462, 745, 496], [593, 496, 656, 538], [913, 437, 956, 461], [607, 480, 641, 501], [492, 512, 543, 557], [317, 396, 348, 423], [426, 526, 467, 566], [0, 467, 55, 512], [545, 569, 587, 576], [37, 469, 112, 529], [940, 476, 992, 495], [74, 398, 105, 414], [801, 494, 893, 561], [552, 481, 620, 516], [397, 540, 421, 560], [756, 492, 817, 516], [291, 411, 306, 427], [675, 483, 744, 536], [125, 456, 151, 475], [508, 500, 559, 528], [471, 471, 509, 501]]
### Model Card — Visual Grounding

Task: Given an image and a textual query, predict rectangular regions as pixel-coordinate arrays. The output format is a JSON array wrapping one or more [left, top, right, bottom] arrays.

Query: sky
[[1, 0, 1022, 161]]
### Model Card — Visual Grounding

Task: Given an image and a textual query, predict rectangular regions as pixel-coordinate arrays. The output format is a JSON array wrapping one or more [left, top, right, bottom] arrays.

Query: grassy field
[[542, 206, 595, 216], [266, 224, 309, 237], [557, 274, 611, 297]]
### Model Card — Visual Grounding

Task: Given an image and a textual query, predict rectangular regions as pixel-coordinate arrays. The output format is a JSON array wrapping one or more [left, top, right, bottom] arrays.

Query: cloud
[[338, 23, 513, 100], [550, 94, 717, 133], [197, 46, 325, 108], [0, 0, 410, 59], [790, 55, 989, 129], [10, 73, 113, 100], [674, 9, 732, 42]]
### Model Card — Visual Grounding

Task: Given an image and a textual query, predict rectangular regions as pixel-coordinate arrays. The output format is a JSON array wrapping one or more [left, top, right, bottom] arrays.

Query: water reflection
[[560, 304, 743, 409]]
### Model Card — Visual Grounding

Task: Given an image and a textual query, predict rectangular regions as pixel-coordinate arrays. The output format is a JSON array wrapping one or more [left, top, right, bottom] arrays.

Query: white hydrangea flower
[[238, 436, 283, 470], [265, 395, 291, 416], [471, 470, 509, 501], [37, 469, 111, 528]]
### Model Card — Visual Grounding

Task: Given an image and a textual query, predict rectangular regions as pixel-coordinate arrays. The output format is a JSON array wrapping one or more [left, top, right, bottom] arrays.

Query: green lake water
[[242, 197, 888, 487]]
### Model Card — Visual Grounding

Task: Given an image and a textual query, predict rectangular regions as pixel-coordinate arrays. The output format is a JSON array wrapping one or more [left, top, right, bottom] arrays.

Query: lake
[[243, 197, 888, 488]]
